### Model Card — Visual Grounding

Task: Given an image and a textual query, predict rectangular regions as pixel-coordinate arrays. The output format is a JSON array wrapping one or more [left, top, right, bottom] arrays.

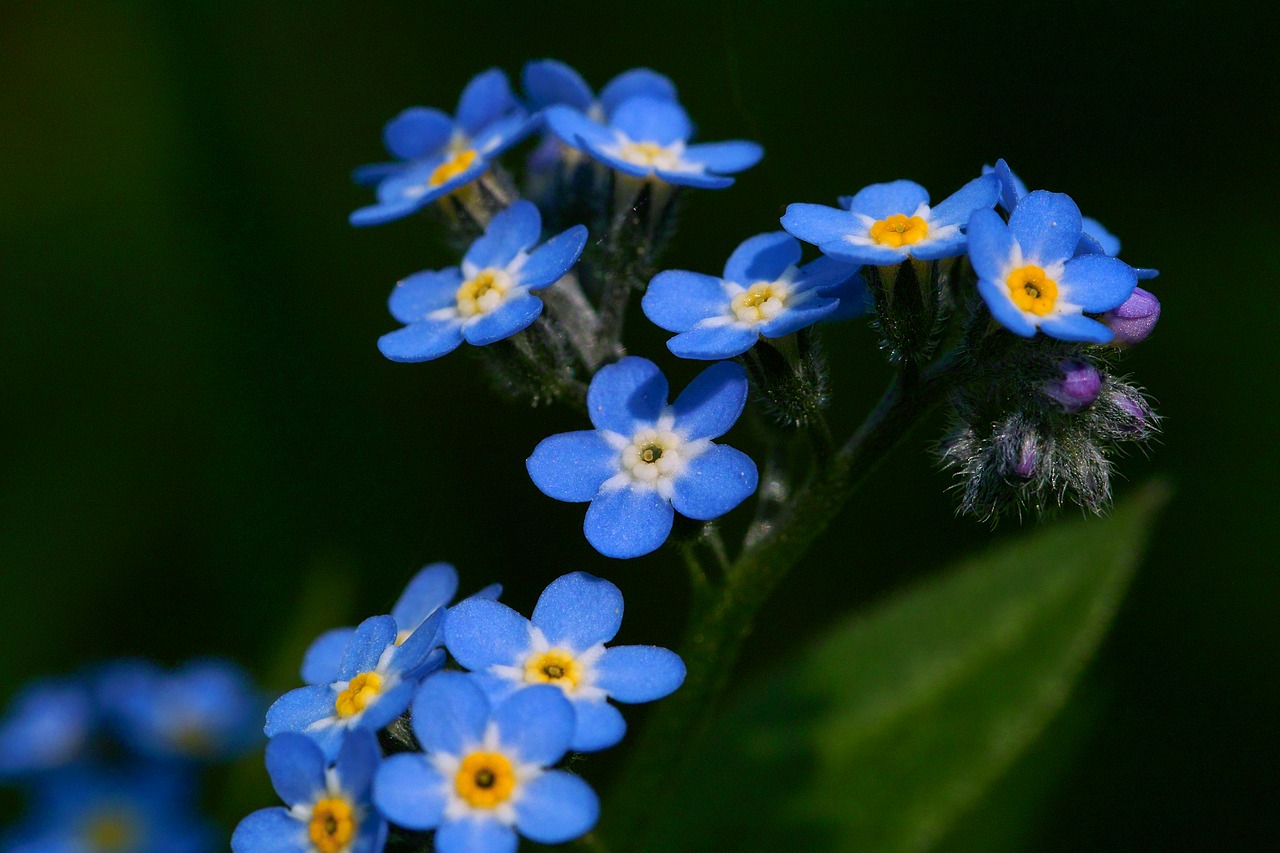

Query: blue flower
[[377, 201, 588, 363], [265, 612, 445, 758], [444, 572, 685, 752], [373, 673, 598, 851], [526, 357, 758, 558], [350, 69, 534, 227], [781, 174, 1000, 266], [232, 731, 385, 853], [522, 59, 676, 120], [543, 95, 762, 189], [642, 232, 865, 359], [968, 190, 1137, 343], [0, 678, 94, 777]]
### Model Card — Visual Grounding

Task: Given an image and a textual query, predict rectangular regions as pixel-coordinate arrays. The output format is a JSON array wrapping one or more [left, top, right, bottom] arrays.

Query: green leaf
[[648, 482, 1168, 852]]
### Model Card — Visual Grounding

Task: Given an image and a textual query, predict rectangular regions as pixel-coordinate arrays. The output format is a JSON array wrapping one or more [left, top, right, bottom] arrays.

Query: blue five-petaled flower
[[968, 190, 1138, 343], [527, 357, 758, 558], [377, 201, 588, 363], [444, 572, 685, 752], [642, 231, 866, 359]]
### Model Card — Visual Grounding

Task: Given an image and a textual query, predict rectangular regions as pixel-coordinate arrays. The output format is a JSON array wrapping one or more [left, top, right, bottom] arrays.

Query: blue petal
[[408, 672, 491, 756], [334, 728, 380, 800], [911, 232, 969, 261], [471, 112, 536, 157], [1074, 232, 1105, 256], [392, 563, 459, 635], [352, 680, 415, 734], [338, 616, 397, 678], [264, 733, 326, 806], [544, 105, 615, 151], [514, 771, 600, 844], [1007, 190, 1083, 266], [611, 97, 692, 145], [349, 197, 426, 228], [351, 162, 404, 187], [464, 200, 543, 272], [435, 819, 517, 853], [1135, 267, 1160, 280], [668, 322, 758, 360], [683, 141, 764, 175], [966, 209, 1017, 281], [522, 60, 593, 111], [264, 686, 333, 737], [723, 232, 801, 284], [388, 268, 463, 324], [843, 180, 929, 220], [531, 572, 623, 649], [671, 361, 749, 440], [655, 168, 735, 189], [444, 600, 531, 674], [643, 270, 728, 332], [300, 628, 354, 687], [231, 808, 306, 853], [798, 255, 862, 295], [1060, 254, 1137, 312], [976, 278, 1036, 337], [594, 646, 687, 703], [569, 699, 627, 752], [382, 107, 452, 161], [526, 431, 616, 502], [460, 294, 543, 346], [584, 487, 674, 559], [378, 319, 464, 363], [493, 686, 574, 766], [516, 224, 588, 290], [455, 68, 516, 138], [1081, 216, 1122, 256], [1039, 312, 1116, 344], [390, 611, 446, 676], [599, 68, 678, 116], [991, 158, 1026, 212], [780, 203, 855, 247], [820, 242, 906, 266], [928, 173, 1000, 228], [670, 445, 757, 520], [759, 298, 839, 337], [372, 754, 445, 831], [587, 356, 669, 435]]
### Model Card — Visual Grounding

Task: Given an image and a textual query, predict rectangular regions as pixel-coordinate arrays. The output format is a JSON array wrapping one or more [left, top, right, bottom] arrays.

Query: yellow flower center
[[524, 649, 583, 689], [308, 797, 357, 853], [730, 282, 788, 324], [618, 141, 666, 165], [869, 213, 929, 247], [1006, 265, 1059, 315], [454, 268, 512, 317], [429, 148, 478, 187], [334, 671, 383, 718], [85, 814, 136, 852], [454, 752, 517, 808]]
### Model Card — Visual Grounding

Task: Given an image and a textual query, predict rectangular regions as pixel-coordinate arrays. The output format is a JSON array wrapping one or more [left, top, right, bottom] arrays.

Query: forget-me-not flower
[[377, 201, 588, 363], [350, 69, 534, 227], [0, 678, 94, 777], [527, 357, 758, 558], [522, 60, 676, 121], [373, 673, 598, 852], [444, 572, 685, 752], [968, 190, 1137, 343], [642, 231, 865, 359], [781, 174, 1000, 266]]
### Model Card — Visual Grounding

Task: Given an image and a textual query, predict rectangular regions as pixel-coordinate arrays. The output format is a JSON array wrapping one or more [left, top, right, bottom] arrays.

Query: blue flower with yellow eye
[[0, 678, 94, 778], [968, 190, 1137, 343], [377, 201, 588, 363], [527, 357, 757, 559], [265, 612, 444, 758], [642, 231, 865, 359], [781, 174, 1000, 266], [350, 69, 534, 227], [373, 673, 598, 852], [543, 95, 762, 189], [232, 731, 385, 853]]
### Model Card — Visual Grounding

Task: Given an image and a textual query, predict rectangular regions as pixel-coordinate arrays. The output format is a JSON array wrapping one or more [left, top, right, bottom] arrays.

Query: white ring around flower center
[[454, 267, 513, 318], [730, 280, 790, 324], [600, 414, 710, 501]]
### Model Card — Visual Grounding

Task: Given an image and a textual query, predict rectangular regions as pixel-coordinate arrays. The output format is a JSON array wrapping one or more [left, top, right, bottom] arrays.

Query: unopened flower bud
[[1012, 435, 1038, 478], [1101, 287, 1160, 348], [1043, 359, 1102, 413]]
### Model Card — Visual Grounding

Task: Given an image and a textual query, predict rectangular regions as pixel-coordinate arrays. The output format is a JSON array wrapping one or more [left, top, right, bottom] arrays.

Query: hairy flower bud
[[1101, 287, 1160, 348], [1043, 359, 1102, 413]]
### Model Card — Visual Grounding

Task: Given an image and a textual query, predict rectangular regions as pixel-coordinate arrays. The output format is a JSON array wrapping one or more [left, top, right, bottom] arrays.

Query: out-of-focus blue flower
[[350, 69, 534, 227], [642, 232, 864, 359], [782, 175, 1000, 266], [1100, 286, 1161, 347], [968, 191, 1137, 343], [0, 679, 94, 777], [527, 357, 758, 558], [543, 95, 762, 189], [265, 613, 444, 758], [373, 673, 598, 852], [377, 201, 588, 363], [522, 60, 676, 121], [444, 572, 684, 752], [98, 660, 262, 762], [232, 731, 385, 853]]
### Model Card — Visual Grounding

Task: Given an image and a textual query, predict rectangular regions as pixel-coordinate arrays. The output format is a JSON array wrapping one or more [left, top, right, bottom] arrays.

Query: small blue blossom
[[350, 69, 534, 227], [968, 190, 1137, 343], [0, 678, 94, 777], [232, 731, 385, 853], [265, 612, 445, 758], [527, 357, 758, 559], [642, 231, 865, 359], [377, 201, 588, 363], [444, 572, 685, 752], [522, 59, 676, 121], [373, 673, 598, 851], [781, 174, 1000, 266], [543, 95, 762, 189]]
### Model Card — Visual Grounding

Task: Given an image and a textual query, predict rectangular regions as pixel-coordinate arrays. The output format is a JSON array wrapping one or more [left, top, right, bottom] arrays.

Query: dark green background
[[2, 1, 1275, 848]]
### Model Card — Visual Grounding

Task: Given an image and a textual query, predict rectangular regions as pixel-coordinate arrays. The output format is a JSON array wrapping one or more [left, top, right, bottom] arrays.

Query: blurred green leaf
[[648, 482, 1169, 852]]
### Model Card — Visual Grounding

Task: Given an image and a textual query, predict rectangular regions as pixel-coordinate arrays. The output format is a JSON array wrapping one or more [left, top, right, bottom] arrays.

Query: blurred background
[[1, 0, 1275, 847]]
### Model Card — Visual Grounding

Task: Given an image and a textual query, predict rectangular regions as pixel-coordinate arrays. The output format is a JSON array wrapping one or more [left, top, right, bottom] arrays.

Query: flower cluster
[[237, 565, 684, 853]]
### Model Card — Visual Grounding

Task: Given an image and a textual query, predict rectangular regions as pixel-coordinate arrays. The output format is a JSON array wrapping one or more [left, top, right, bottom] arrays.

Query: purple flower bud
[[1116, 394, 1152, 434], [1012, 435, 1037, 478], [1101, 287, 1160, 347], [1044, 359, 1102, 413]]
